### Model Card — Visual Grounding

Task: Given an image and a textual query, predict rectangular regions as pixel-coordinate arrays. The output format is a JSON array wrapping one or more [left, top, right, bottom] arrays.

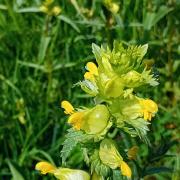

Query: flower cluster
[[40, 0, 61, 16], [36, 42, 158, 179]]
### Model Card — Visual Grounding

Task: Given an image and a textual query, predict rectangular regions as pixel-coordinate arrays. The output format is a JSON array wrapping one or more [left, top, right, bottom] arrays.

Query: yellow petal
[[52, 6, 61, 16], [68, 112, 84, 130], [110, 3, 119, 14], [35, 161, 56, 175], [128, 146, 138, 160], [39, 5, 48, 13], [61, 100, 74, 114], [84, 72, 94, 81], [139, 99, 158, 121], [140, 99, 158, 113], [86, 62, 98, 75], [120, 161, 132, 178]]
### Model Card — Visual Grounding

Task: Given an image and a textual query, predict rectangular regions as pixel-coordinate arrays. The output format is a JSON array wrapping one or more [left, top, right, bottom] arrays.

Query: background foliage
[[0, 0, 179, 179]]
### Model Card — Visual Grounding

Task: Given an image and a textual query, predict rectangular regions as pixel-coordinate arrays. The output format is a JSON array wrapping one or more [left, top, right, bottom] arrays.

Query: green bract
[[54, 168, 90, 180], [81, 105, 110, 134], [80, 42, 158, 99], [99, 139, 122, 169]]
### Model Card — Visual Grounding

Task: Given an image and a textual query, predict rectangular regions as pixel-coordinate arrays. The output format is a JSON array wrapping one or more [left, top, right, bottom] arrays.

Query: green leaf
[[6, 159, 25, 180], [92, 43, 102, 66], [153, 6, 173, 26], [127, 118, 150, 144], [113, 170, 127, 180], [58, 15, 80, 33], [61, 128, 92, 163], [143, 167, 172, 176], [143, 6, 173, 30], [16, 7, 40, 13], [38, 36, 51, 63]]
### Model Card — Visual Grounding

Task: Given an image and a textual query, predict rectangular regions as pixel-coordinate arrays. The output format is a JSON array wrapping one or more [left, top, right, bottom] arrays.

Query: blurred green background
[[0, 0, 179, 179]]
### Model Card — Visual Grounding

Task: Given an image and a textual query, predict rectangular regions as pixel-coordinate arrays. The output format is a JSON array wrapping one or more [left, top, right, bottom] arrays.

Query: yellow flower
[[139, 99, 158, 121], [39, 5, 48, 13], [61, 101, 110, 134], [35, 161, 56, 174], [52, 6, 62, 16], [68, 111, 84, 130], [35, 161, 90, 180], [99, 139, 132, 178], [109, 3, 119, 14], [84, 62, 98, 81], [61, 100, 84, 130], [120, 161, 132, 178], [61, 100, 74, 114], [128, 146, 138, 160]]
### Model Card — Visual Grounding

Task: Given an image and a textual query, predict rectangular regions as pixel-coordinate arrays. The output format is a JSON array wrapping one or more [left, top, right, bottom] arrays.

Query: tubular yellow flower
[[84, 62, 98, 81], [61, 100, 85, 130], [35, 161, 56, 175], [84, 72, 94, 81], [68, 112, 84, 130], [61, 100, 74, 114], [86, 62, 98, 76], [139, 99, 158, 121], [120, 161, 132, 178], [52, 6, 61, 16], [35, 161, 90, 180], [128, 146, 138, 160]]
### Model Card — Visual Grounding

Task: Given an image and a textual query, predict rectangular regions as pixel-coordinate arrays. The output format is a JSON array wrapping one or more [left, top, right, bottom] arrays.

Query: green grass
[[0, 0, 179, 179]]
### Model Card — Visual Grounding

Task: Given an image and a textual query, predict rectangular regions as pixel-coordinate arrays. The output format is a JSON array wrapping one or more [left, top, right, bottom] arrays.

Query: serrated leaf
[[61, 128, 92, 163], [127, 118, 150, 144]]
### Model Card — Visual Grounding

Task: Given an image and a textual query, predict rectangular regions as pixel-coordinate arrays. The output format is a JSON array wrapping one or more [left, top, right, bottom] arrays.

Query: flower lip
[[139, 99, 158, 121], [120, 161, 132, 178], [85, 62, 98, 76], [35, 161, 56, 175], [61, 100, 74, 114]]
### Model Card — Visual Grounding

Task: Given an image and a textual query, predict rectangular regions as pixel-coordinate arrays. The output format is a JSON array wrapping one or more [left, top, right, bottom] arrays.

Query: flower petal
[[86, 62, 98, 76], [61, 100, 74, 114], [120, 161, 132, 178], [68, 112, 84, 130], [35, 161, 56, 175]]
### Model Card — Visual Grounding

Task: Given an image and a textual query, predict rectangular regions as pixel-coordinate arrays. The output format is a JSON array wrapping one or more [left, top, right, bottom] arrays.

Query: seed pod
[[81, 105, 110, 134]]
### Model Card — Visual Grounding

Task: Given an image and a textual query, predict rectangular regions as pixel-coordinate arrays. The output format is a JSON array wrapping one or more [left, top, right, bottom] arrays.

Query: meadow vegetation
[[0, 0, 179, 179]]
